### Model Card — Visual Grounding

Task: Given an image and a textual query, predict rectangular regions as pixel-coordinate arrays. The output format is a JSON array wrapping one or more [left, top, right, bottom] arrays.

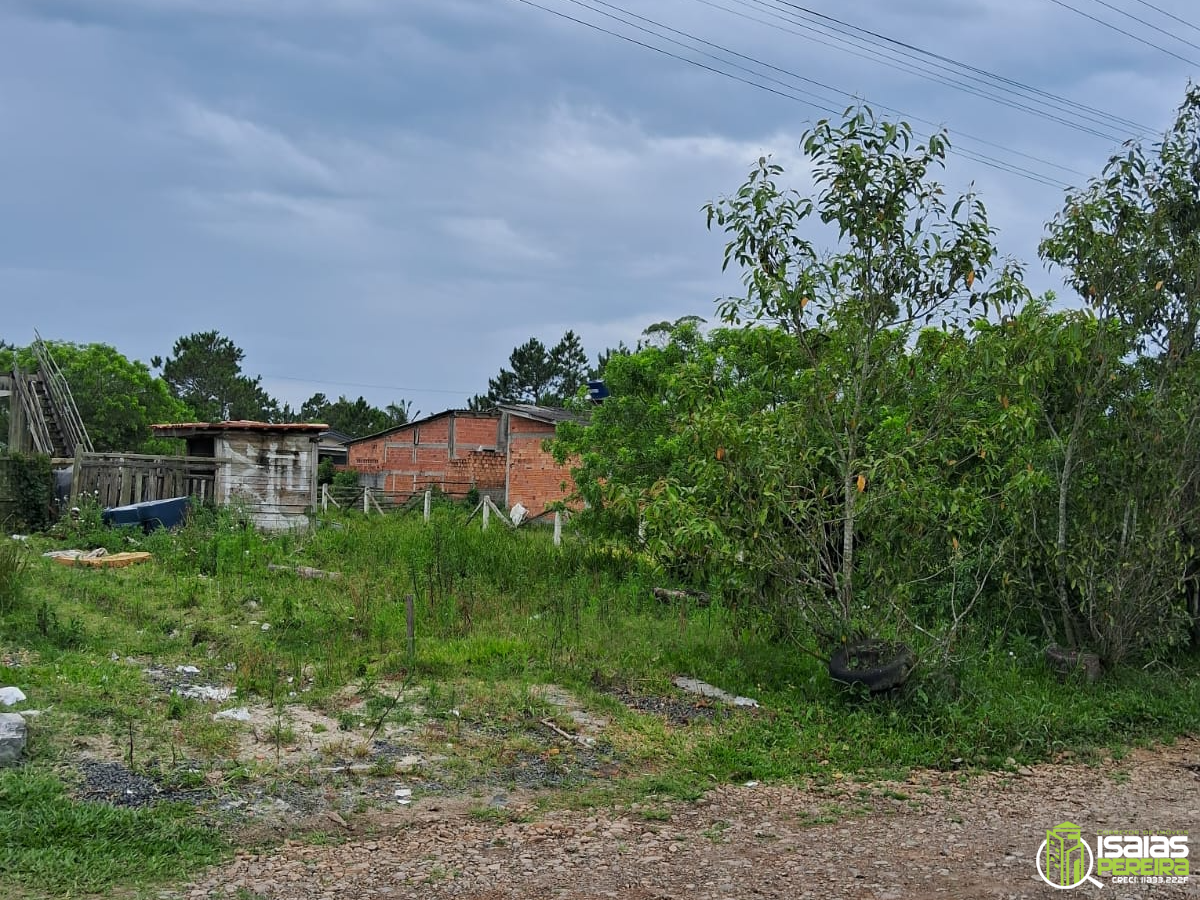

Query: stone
[[0, 712, 27, 766], [0, 687, 26, 706], [214, 707, 253, 722]]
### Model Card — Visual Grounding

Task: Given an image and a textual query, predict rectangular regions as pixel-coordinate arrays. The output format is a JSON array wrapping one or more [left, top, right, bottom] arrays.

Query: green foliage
[[4, 453, 53, 533], [0, 538, 27, 613], [299, 393, 410, 437], [481, 330, 591, 407], [0, 342, 189, 453], [154, 330, 278, 422], [0, 769, 225, 895]]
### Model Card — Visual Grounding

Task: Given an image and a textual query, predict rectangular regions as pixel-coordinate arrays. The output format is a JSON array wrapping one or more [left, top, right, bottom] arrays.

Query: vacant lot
[[2, 505, 1198, 898]]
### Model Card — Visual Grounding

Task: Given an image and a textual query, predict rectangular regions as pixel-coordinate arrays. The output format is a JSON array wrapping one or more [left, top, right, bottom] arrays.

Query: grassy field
[[2, 500, 1199, 897]]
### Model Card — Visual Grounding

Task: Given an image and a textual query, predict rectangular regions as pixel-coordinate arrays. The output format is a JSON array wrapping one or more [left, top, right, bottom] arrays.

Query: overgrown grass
[[2, 500, 1199, 896], [0, 769, 225, 896]]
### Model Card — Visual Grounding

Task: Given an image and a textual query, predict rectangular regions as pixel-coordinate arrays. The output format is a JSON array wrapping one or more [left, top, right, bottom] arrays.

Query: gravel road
[[176, 737, 1199, 900]]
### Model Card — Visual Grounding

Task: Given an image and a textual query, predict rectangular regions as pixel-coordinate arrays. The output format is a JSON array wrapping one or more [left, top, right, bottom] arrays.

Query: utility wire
[[1043, 0, 1200, 67], [509, 0, 1070, 188], [727, 0, 1151, 139], [1128, 0, 1200, 35], [1078, 0, 1200, 53], [577, 0, 1086, 179]]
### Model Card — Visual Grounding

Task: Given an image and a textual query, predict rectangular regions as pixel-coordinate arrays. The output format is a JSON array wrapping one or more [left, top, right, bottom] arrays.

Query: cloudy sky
[[1, 0, 1195, 417]]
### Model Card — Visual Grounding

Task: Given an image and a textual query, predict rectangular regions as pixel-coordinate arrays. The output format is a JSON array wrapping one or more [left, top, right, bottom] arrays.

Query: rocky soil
[[174, 737, 1200, 900]]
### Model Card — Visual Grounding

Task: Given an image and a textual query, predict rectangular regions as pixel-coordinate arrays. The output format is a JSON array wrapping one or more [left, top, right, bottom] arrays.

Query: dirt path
[[178, 738, 1199, 900]]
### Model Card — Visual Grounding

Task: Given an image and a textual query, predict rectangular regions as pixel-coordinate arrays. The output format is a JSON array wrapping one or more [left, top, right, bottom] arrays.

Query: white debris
[[177, 685, 235, 702], [394, 787, 413, 805], [0, 687, 26, 706], [260, 623, 271, 631], [175, 665, 201, 675], [671, 676, 760, 709], [510, 503, 527, 526], [213, 707, 253, 722]]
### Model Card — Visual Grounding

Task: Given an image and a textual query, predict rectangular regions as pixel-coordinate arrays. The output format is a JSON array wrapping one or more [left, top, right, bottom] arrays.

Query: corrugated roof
[[496, 403, 586, 425]]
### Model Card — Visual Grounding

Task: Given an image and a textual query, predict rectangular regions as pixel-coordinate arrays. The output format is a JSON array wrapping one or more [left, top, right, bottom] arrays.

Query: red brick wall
[[505, 415, 579, 515], [345, 412, 502, 500]]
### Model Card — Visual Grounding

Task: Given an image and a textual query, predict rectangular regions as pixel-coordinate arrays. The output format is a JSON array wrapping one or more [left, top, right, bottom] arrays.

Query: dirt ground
[[174, 736, 1200, 900]]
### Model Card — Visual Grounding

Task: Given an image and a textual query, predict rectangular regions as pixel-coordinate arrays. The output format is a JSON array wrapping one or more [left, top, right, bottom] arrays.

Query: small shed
[[150, 421, 326, 531], [317, 429, 352, 467]]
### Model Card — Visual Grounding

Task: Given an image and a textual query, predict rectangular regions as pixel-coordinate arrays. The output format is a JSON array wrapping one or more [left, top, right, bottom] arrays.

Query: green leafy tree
[[697, 106, 1025, 639], [1020, 84, 1200, 660], [1, 341, 189, 453], [153, 331, 278, 422], [298, 393, 410, 438]]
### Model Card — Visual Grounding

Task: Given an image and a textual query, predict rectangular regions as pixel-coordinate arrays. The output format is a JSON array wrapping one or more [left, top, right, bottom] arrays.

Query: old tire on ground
[[828, 639, 915, 692]]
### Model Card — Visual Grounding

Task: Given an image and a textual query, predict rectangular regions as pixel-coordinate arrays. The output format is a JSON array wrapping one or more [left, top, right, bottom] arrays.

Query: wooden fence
[[70, 452, 226, 508]]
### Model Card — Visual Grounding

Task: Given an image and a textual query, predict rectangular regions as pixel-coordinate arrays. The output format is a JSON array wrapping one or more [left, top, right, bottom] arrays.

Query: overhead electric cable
[[1127, 0, 1200, 35], [1043, 0, 1200, 67], [1077, 0, 1200, 53], [723, 0, 1153, 138], [508, 0, 1071, 188], [578, 0, 1088, 178]]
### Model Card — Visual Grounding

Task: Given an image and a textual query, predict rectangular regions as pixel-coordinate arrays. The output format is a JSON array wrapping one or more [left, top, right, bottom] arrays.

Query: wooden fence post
[[363, 487, 370, 515], [553, 511, 562, 546], [482, 498, 490, 530], [424, 490, 431, 522], [70, 446, 83, 504], [321, 483, 328, 512]]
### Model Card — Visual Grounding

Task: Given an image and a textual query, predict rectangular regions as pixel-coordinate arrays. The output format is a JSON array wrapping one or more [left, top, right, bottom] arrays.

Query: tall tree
[[483, 330, 594, 406], [298, 393, 410, 438], [153, 331, 278, 422]]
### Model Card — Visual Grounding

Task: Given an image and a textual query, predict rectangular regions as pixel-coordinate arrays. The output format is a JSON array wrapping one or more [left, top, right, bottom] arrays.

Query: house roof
[[345, 408, 501, 446], [496, 403, 587, 425], [151, 421, 329, 438], [319, 429, 354, 444]]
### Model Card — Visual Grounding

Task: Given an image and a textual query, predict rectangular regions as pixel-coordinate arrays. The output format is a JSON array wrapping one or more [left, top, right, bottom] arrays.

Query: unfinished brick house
[[347, 410, 506, 502], [345, 404, 582, 516]]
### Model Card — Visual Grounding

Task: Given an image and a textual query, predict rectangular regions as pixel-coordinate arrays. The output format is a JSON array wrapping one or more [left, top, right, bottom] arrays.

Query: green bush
[[4, 453, 53, 532], [0, 538, 27, 612]]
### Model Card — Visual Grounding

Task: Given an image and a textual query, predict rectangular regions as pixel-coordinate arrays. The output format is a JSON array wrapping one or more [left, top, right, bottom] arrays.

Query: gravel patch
[[74, 759, 209, 808], [173, 737, 1200, 900]]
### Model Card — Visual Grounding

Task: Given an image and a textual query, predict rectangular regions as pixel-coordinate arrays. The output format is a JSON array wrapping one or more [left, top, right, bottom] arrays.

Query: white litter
[[175, 665, 201, 675], [0, 687, 27, 706], [671, 676, 760, 709], [177, 685, 235, 702], [213, 707, 253, 723]]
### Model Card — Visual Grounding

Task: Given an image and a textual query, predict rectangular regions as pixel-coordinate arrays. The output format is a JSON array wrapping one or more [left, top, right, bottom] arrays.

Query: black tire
[[828, 639, 915, 692]]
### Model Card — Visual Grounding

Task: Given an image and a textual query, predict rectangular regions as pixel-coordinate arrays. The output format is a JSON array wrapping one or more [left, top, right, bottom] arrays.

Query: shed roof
[[151, 421, 329, 438], [345, 408, 501, 446], [496, 403, 587, 425]]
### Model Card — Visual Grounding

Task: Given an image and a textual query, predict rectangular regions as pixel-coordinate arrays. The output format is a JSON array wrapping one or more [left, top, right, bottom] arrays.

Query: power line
[[510, 0, 1072, 188], [575, 0, 1085, 180], [1078, 0, 1200, 53], [1128, 0, 1200, 35], [1043, 0, 1200, 67], [724, 0, 1151, 139], [261, 371, 474, 396]]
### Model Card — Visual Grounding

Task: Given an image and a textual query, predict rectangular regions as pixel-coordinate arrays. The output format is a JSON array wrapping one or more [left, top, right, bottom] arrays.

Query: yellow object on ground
[[54, 551, 152, 568]]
